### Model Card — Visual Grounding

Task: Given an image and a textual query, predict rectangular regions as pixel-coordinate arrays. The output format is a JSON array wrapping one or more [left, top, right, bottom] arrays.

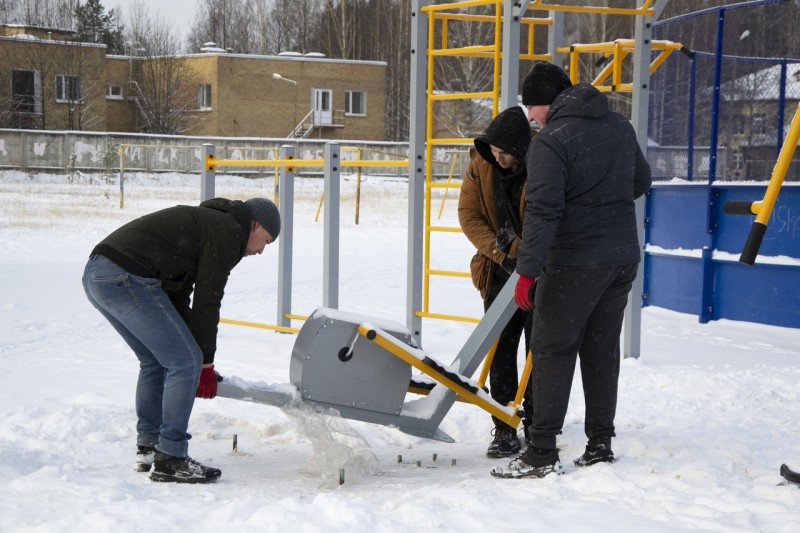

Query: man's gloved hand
[[514, 274, 537, 311], [495, 225, 519, 255], [196, 365, 221, 399], [501, 257, 517, 275]]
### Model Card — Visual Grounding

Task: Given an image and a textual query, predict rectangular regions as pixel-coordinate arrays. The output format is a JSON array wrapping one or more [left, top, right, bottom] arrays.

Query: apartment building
[[1, 25, 388, 141]]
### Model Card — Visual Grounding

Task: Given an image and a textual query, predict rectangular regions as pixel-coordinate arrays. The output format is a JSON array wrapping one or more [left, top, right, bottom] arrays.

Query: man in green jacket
[[82, 197, 280, 484]]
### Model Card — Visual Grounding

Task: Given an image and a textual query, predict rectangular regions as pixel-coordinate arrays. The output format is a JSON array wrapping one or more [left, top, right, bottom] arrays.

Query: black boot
[[490, 446, 563, 479], [573, 443, 615, 467], [150, 451, 222, 484], [135, 446, 155, 473], [486, 424, 521, 458]]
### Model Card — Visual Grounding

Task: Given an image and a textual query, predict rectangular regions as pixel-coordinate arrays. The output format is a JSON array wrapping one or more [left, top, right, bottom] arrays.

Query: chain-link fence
[[650, 2, 800, 182]]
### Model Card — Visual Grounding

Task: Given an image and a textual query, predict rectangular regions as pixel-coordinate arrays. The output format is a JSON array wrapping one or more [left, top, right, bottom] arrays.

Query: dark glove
[[495, 225, 519, 255], [501, 257, 517, 275], [196, 365, 222, 399], [514, 274, 536, 311]]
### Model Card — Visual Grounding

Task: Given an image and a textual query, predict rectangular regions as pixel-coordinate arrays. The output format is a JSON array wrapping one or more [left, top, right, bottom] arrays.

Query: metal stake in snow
[[233, 434, 238, 452]]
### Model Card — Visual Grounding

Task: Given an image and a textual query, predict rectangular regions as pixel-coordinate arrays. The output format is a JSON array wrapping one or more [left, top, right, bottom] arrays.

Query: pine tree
[[74, 0, 124, 54]]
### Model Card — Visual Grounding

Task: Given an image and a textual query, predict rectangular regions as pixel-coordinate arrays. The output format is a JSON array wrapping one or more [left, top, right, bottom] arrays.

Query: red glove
[[196, 365, 219, 399], [514, 274, 536, 311]]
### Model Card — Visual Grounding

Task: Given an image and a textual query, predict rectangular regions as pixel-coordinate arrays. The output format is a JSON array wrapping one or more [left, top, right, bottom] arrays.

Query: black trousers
[[527, 264, 638, 450], [484, 273, 534, 430]]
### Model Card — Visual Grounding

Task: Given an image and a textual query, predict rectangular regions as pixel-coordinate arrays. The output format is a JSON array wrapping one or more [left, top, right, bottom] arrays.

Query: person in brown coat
[[458, 105, 535, 457]]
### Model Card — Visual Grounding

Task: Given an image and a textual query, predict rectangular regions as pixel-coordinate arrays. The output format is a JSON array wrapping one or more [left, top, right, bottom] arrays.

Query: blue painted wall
[[644, 183, 800, 329]]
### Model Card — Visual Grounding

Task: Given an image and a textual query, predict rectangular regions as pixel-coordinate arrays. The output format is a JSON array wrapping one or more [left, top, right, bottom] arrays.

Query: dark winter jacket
[[459, 106, 533, 298], [91, 198, 252, 364], [517, 83, 652, 278]]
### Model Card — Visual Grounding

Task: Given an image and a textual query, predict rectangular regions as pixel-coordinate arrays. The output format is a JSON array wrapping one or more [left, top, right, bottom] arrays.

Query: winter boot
[[486, 425, 521, 458], [150, 451, 222, 484], [135, 446, 155, 473], [573, 443, 615, 467], [490, 446, 563, 479]]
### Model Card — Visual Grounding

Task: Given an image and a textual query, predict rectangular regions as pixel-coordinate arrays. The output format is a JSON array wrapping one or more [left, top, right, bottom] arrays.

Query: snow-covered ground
[[1, 170, 799, 532]]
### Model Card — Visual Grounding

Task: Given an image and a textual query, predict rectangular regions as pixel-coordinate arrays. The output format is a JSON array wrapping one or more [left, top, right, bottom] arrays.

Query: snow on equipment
[[216, 275, 524, 442]]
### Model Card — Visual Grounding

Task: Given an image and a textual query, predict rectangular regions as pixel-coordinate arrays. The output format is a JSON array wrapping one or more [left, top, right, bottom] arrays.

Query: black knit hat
[[245, 198, 281, 239], [473, 106, 532, 167], [522, 61, 572, 106]]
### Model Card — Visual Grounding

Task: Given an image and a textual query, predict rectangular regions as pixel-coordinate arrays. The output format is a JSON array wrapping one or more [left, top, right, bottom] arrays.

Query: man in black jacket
[[491, 62, 652, 479], [82, 197, 280, 484]]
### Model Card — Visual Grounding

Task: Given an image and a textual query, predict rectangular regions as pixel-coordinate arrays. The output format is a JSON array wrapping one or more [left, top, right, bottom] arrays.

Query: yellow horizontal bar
[[429, 182, 462, 189], [431, 91, 494, 101], [415, 310, 480, 324], [427, 269, 471, 278], [431, 45, 496, 57], [528, 0, 654, 16], [429, 138, 475, 145], [220, 317, 300, 334], [209, 158, 409, 169], [422, 0, 499, 13], [429, 225, 462, 233], [284, 313, 309, 321]]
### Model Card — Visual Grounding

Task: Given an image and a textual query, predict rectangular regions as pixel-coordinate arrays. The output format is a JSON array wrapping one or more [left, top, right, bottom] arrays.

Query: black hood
[[200, 197, 252, 237], [474, 106, 532, 171], [547, 83, 608, 123]]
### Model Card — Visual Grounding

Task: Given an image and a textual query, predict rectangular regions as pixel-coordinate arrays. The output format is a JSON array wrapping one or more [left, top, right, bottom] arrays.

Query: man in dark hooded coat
[[491, 62, 652, 479]]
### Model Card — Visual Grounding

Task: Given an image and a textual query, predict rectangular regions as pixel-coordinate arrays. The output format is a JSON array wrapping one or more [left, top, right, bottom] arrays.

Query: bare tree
[[123, 0, 197, 134]]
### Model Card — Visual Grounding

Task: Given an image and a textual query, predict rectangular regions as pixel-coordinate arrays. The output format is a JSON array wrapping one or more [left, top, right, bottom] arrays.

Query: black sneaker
[[573, 443, 615, 467], [490, 446, 563, 479], [486, 425, 521, 458], [135, 446, 155, 473], [150, 452, 222, 484]]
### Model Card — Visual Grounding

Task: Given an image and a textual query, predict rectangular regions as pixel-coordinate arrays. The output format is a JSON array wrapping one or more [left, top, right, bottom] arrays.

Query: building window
[[55, 74, 82, 103], [198, 84, 212, 110], [12, 69, 42, 113], [345, 90, 366, 116], [752, 113, 767, 135], [107, 86, 123, 100]]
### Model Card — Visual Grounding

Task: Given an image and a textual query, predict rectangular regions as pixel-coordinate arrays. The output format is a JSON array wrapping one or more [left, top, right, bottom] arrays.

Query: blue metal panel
[[645, 183, 800, 329], [648, 184, 711, 249], [644, 253, 703, 315], [713, 261, 800, 328], [715, 186, 800, 257]]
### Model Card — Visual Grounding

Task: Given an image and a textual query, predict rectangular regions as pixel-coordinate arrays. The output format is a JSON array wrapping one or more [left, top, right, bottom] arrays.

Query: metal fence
[[650, 3, 800, 182], [0, 129, 471, 180]]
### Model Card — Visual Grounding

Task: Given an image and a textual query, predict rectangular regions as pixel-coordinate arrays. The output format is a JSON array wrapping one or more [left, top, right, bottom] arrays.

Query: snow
[[1, 170, 799, 532]]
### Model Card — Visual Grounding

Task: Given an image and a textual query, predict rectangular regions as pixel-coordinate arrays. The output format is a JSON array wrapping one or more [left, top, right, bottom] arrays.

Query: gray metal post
[[407, 0, 430, 345], [277, 145, 295, 328], [500, 1, 525, 109], [624, 0, 667, 359], [200, 143, 215, 201], [548, 11, 566, 66], [323, 142, 340, 309]]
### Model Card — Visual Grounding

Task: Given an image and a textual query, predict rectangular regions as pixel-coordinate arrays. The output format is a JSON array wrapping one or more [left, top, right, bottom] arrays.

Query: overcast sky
[[110, 0, 198, 40]]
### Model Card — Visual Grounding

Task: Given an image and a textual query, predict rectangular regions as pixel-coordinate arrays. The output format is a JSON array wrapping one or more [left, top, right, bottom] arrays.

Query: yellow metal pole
[[726, 103, 800, 265], [118, 144, 124, 209], [513, 351, 533, 410], [476, 337, 501, 388], [437, 153, 460, 220], [355, 148, 362, 225]]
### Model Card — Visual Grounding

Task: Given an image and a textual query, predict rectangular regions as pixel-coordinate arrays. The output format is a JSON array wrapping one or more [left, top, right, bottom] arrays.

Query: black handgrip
[[680, 45, 695, 59], [724, 200, 755, 215], [739, 222, 767, 266]]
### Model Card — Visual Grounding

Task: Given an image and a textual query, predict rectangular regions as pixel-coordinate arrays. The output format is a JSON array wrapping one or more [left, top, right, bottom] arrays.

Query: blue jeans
[[82, 255, 202, 458]]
